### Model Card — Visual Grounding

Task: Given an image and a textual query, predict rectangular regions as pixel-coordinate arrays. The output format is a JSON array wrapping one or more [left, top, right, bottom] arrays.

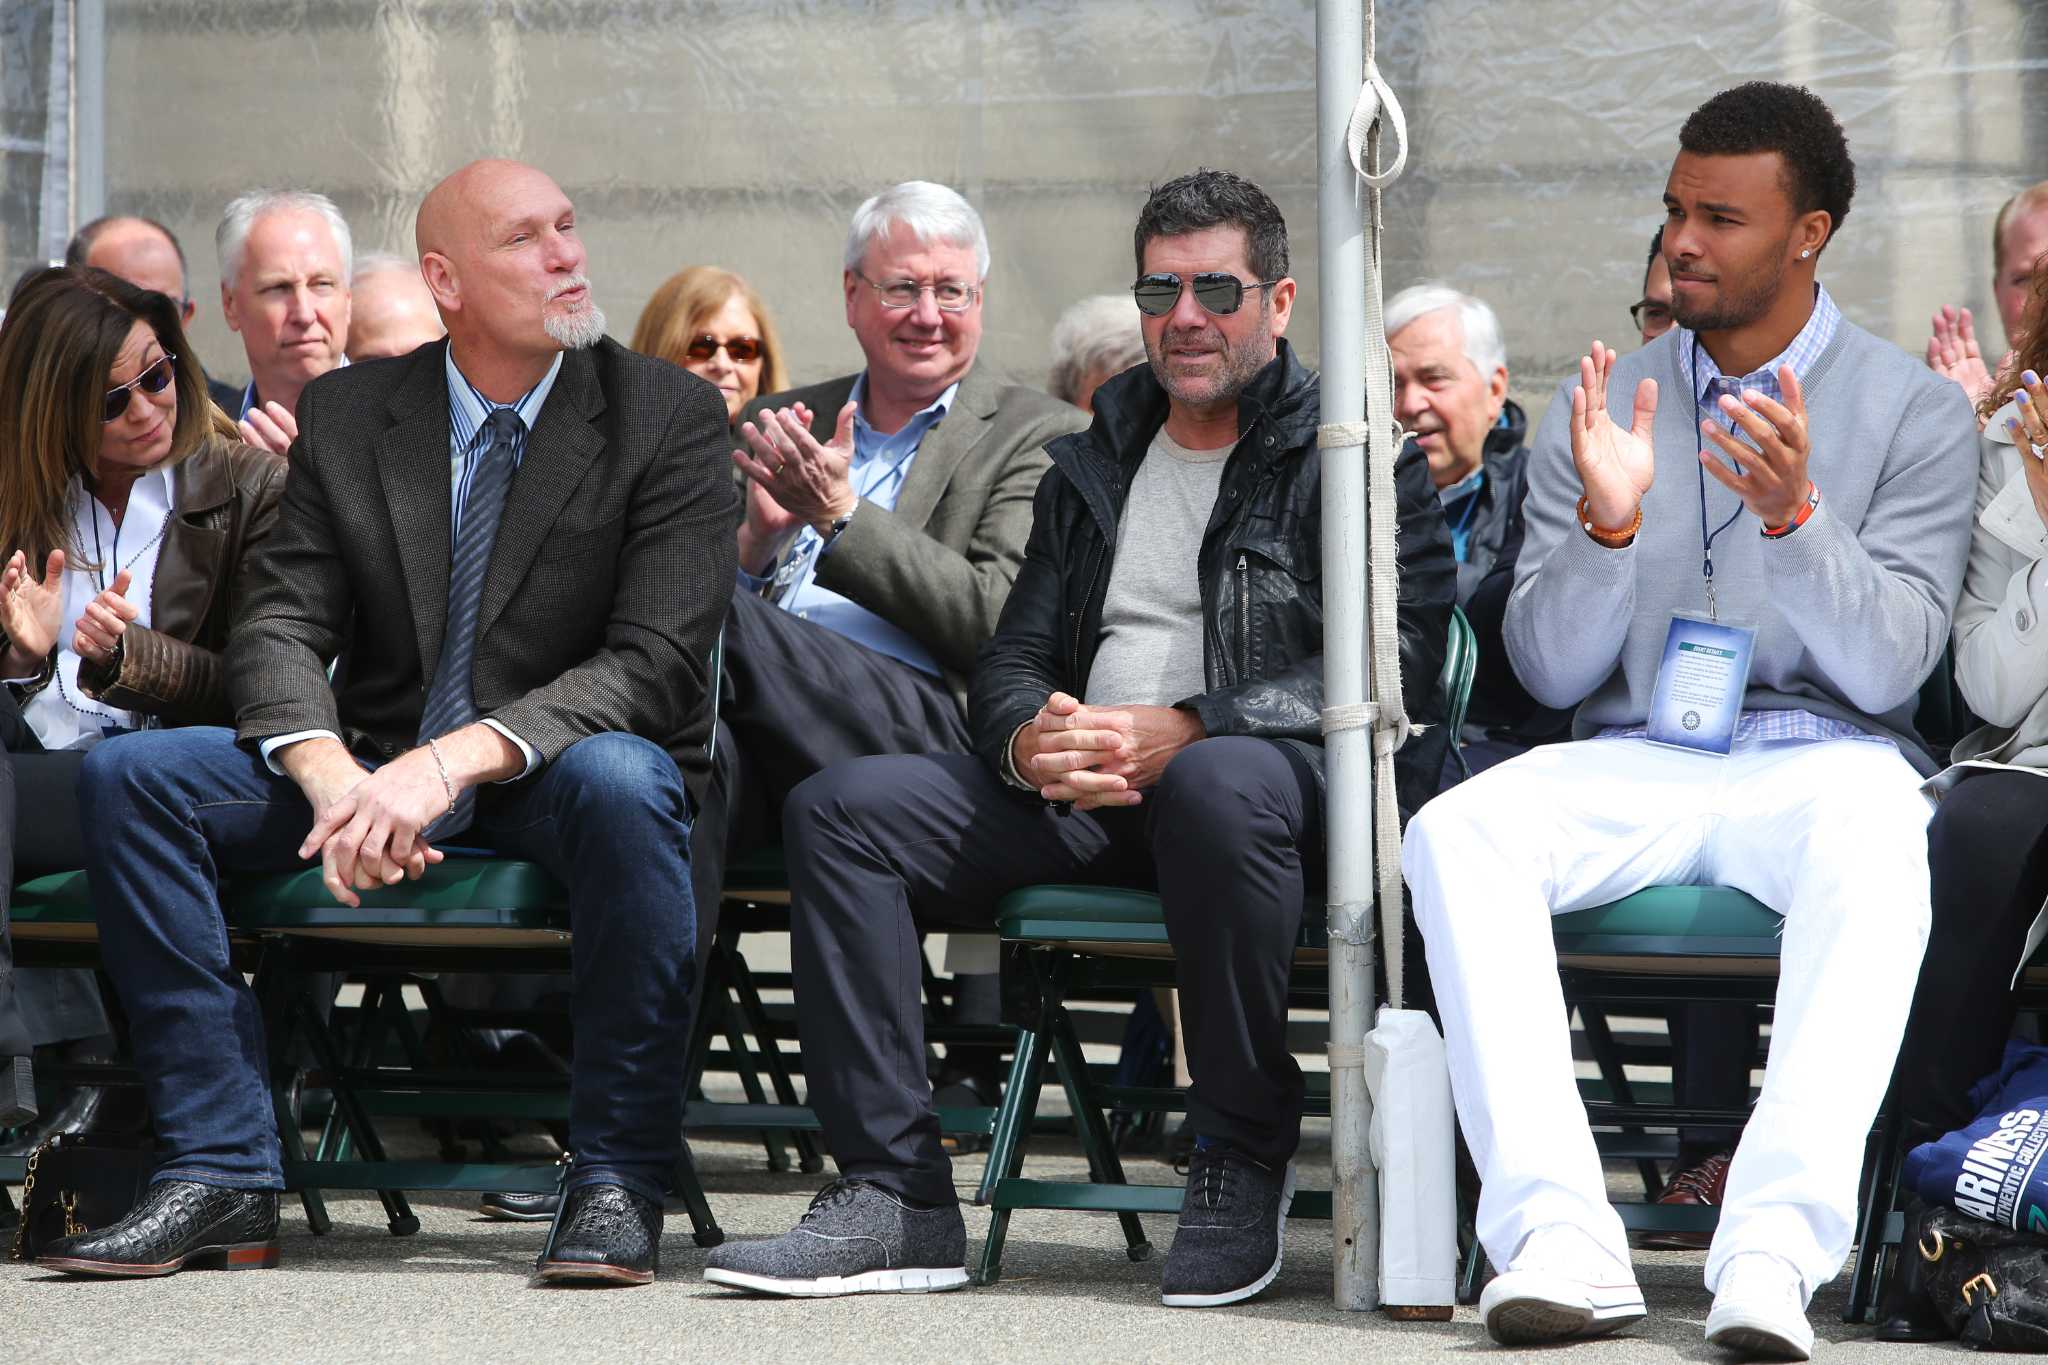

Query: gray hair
[[350, 249, 416, 284], [215, 189, 353, 291], [1384, 282, 1506, 379], [1049, 294, 1145, 404], [843, 181, 990, 280]]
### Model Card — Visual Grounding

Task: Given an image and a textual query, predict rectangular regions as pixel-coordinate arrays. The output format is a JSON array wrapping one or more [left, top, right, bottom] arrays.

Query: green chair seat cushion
[[1552, 885, 1782, 957], [227, 858, 568, 933], [998, 885, 1168, 945], [12, 870, 94, 924]]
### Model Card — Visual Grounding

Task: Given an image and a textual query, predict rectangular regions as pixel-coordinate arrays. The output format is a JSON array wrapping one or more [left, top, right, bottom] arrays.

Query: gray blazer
[[741, 364, 1087, 701], [228, 337, 740, 807], [1950, 399, 2048, 771]]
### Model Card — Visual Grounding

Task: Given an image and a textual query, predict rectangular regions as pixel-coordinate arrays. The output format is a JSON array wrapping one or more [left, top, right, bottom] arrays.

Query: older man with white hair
[[345, 251, 446, 363], [1049, 292, 1146, 413], [215, 189, 353, 454]]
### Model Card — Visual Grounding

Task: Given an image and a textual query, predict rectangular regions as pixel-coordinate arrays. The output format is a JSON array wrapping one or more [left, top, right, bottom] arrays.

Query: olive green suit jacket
[[740, 364, 1087, 704]]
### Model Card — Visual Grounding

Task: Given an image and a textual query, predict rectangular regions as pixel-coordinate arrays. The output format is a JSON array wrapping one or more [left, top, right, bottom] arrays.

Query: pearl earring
[[1800, 249, 1811, 259]]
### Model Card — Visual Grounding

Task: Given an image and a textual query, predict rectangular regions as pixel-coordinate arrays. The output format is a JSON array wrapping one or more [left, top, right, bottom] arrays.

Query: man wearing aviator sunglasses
[[716, 169, 1453, 1307]]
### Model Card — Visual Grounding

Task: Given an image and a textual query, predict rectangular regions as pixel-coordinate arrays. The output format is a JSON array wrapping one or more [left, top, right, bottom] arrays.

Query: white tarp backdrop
[[3, 0, 2046, 422]]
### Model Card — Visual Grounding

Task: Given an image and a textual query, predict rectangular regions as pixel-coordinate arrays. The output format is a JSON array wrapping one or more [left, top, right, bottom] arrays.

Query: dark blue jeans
[[80, 726, 697, 1202]]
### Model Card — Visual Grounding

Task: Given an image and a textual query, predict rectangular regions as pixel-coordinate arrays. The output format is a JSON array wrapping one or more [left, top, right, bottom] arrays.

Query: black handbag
[[1921, 1206, 2048, 1351], [7, 1132, 154, 1262]]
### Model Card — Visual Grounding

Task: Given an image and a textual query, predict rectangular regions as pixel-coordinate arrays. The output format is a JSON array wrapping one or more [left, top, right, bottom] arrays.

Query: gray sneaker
[[1159, 1142, 1296, 1307], [703, 1179, 970, 1297]]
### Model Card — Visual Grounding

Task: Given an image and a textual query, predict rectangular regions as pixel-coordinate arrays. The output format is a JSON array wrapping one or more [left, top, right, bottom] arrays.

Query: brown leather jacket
[[67, 436, 287, 725]]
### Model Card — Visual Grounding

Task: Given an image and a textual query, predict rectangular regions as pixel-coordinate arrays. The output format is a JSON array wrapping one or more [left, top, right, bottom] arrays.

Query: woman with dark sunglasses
[[630, 265, 790, 424], [0, 266, 284, 1163]]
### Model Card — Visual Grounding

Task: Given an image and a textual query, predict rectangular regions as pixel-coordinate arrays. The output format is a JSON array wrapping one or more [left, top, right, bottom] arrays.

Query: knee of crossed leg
[[77, 730, 179, 847], [1151, 736, 1286, 832], [780, 759, 886, 864], [549, 732, 687, 832]]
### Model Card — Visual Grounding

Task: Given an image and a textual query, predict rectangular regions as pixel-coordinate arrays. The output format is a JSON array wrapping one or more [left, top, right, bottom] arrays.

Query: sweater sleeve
[[1763, 378, 1977, 716], [1502, 374, 1639, 709], [1945, 433, 2046, 726]]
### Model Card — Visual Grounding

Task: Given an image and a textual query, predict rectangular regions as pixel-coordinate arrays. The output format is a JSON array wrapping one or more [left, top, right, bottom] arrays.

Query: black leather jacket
[[970, 340, 1456, 809]]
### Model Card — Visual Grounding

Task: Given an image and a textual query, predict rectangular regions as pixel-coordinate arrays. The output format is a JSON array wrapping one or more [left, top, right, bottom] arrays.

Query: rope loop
[[1344, 61, 1409, 190]]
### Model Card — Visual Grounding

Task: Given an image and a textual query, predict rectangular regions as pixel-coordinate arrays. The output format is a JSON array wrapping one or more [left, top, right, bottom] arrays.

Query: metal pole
[[1317, 0, 1378, 1314], [72, 0, 106, 229]]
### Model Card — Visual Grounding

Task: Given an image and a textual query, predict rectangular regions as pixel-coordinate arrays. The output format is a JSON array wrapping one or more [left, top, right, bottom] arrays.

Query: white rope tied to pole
[[1338, 0, 1413, 1009]]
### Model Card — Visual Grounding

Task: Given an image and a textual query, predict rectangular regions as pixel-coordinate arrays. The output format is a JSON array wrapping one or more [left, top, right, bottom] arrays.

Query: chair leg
[[975, 964, 1057, 1286], [726, 944, 823, 1175], [1845, 1107, 1908, 1324], [1576, 1005, 1664, 1198], [291, 984, 420, 1237], [1048, 1000, 1152, 1263], [716, 991, 790, 1173], [253, 957, 332, 1237], [670, 1140, 725, 1248]]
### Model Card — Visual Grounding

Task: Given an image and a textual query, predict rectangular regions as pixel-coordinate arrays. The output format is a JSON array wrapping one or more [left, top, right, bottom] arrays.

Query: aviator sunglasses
[[103, 351, 177, 423], [1131, 272, 1278, 318], [685, 335, 764, 363]]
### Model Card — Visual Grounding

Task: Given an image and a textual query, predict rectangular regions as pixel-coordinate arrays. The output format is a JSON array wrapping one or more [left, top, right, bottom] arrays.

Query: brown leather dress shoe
[[1637, 1148, 1731, 1251]]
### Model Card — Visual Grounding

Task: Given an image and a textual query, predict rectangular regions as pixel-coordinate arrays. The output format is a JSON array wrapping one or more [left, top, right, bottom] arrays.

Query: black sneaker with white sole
[[703, 1179, 969, 1297], [1159, 1141, 1296, 1307]]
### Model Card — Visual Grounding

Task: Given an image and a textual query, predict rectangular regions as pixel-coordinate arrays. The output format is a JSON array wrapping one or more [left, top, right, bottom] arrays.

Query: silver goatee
[[543, 273, 606, 350]]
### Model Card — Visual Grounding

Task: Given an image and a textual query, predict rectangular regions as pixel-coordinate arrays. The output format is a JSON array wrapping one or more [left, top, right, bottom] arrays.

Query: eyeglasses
[[1629, 300, 1674, 334], [684, 334, 764, 364], [855, 273, 980, 313], [1131, 272, 1278, 318], [103, 351, 177, 423]]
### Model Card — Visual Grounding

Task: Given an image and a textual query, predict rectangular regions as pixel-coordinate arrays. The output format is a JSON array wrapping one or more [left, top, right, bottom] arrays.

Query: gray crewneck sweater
[[1506, 316, 1978, 775]]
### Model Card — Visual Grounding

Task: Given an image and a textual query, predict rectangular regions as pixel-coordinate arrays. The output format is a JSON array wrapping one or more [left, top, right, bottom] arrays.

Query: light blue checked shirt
[[738, 373, 955, 677], [260, 347, 562, 777], [1603, 284, 1883, 749]]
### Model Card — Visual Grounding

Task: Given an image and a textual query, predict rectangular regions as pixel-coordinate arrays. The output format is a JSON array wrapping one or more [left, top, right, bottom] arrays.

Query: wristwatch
[[821, 502, 857, 548]]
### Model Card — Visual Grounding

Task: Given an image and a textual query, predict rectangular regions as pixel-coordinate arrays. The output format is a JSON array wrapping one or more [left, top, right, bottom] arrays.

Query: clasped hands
[[1010, 692, 1205, 811], [1571, 340, 1814, 532], [732, 401, 858, 575]]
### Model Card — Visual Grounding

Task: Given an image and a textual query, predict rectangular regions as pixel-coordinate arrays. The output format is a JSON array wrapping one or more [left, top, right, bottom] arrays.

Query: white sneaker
[[1705, 1253, 1814, 1361], [1479, 1223, 1646, 1346]]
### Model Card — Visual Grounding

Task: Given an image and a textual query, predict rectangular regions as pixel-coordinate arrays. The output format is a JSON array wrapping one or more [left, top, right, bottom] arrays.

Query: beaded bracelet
[[426, 737, 457, 814], [1576, 495, 1642, 548]]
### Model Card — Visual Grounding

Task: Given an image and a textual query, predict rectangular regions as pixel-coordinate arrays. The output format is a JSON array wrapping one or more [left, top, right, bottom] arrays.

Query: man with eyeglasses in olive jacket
[[703, 167, 1455, 1306]]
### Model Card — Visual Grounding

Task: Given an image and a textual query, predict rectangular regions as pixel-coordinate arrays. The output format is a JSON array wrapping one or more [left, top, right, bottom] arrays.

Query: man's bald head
[[68, 216, 194, 322], [416, 159, 603, 376]]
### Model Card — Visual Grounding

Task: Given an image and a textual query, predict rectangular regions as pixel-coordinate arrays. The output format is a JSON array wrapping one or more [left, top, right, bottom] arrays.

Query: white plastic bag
[[1364, 1005, 1456, 1307]]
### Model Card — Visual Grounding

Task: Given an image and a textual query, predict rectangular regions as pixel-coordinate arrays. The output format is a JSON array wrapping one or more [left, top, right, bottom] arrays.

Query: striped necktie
[[419, 406, 522, 838]]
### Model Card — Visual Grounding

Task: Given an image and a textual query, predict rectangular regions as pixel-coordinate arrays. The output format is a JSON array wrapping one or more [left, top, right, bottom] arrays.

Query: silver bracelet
[[426, 737, 457, 814]]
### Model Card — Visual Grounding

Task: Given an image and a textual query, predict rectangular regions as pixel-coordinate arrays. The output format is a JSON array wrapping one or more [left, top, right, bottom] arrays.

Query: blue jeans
[[80, 727, 697, 1202]]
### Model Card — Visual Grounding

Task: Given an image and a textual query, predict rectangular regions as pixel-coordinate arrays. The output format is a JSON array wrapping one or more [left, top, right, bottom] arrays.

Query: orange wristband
[[1577, 496, 1642, 548], [1761, 482, 1820, 538]]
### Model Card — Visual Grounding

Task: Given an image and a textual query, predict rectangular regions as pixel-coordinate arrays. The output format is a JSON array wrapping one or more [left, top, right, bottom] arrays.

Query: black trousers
[[1894, 769, 2048, 1135], [0, 692, 107, 1055], [785, 738, 1322, 1206], [693, 586, 971, 954]]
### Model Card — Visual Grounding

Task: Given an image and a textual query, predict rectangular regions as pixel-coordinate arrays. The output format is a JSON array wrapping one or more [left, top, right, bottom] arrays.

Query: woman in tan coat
[[0, 266, 284, 1155]]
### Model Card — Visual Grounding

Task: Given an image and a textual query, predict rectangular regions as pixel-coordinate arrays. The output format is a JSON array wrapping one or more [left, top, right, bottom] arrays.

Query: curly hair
[[1678, 82, 1855, 250]]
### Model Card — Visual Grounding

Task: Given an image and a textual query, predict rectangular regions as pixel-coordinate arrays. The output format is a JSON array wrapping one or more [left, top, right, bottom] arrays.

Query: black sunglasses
[[103, 351, 177, 423], [1131, 272, 1278, 318]]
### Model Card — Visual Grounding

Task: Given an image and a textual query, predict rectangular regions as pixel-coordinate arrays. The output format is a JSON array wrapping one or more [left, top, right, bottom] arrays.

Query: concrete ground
[[0, 1123, 1971, 1364]]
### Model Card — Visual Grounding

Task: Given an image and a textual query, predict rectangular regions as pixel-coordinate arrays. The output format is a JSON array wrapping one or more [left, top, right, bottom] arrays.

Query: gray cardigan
[[1506, 317, 1978, 775]]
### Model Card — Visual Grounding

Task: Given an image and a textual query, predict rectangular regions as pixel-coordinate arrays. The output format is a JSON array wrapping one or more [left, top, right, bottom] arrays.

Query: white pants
[[1402, 735, 1933, 1295]]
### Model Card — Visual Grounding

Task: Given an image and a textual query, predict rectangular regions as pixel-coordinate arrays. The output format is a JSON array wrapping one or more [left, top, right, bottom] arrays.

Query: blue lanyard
[[1690, 334, 1744, 621]]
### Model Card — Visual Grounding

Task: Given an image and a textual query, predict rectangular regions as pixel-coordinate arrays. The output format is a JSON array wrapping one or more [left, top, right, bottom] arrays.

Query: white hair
[[1384, 282, 1506, 379], [1049, 294, 1145, 403], [215, 189, 354, 291], [350, 249, 417, 284], [843, 181, 990, 280]]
